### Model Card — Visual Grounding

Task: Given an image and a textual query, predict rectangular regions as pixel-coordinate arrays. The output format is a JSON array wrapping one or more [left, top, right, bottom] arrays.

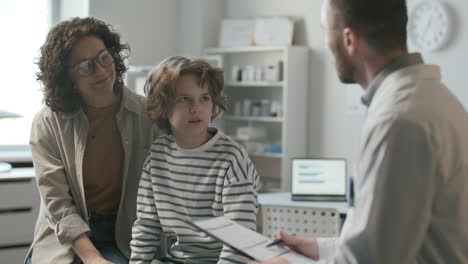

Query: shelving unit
[[205, 46, 287, 53], [223, 115, 283, 123], [252, 152, 283, 159], [205, 46, 309, 192], [226, 81, 283, 88]]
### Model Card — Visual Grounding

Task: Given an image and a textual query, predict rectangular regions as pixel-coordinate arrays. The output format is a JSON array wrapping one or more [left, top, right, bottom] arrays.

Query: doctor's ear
[[342, 27, 359, 56]]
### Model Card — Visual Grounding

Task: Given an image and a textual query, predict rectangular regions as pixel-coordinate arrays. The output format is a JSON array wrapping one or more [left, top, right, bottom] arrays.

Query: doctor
[[255, 0, 468, 263]]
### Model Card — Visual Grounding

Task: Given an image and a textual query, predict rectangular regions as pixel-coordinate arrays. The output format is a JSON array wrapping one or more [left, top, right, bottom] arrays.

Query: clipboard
[[187, 216, 317, 263]]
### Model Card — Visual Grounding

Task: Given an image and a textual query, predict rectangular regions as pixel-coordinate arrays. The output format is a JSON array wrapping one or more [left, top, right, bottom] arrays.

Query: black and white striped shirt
[[130, 128, 260, 264]]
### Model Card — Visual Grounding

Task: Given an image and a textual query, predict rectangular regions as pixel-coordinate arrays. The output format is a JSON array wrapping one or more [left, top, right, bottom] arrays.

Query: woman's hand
[[72, 233, 113, 264]]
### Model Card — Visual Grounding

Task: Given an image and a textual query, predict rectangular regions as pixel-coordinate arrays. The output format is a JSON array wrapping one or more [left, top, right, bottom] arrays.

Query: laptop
[[291, 158, 347, 201]]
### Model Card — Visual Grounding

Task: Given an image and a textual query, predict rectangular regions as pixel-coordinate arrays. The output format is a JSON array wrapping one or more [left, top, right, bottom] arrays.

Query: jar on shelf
[[231, 65, 241, 81], [270, 100, 282, 117], [234, 101, 242, 116], [255, 66, 264, 81], [251, 101, 262, 116], [243, 99, 252, 116], [260, 99, 271, 116]]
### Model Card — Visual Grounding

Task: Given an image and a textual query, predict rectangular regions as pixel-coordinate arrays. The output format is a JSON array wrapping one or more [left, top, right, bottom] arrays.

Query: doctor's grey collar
[[361, 53, 424, 107]]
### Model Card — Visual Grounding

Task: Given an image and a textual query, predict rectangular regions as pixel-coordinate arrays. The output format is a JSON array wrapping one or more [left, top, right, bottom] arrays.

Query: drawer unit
[[0, 167, 38, 263], [0, 247, 30, 263], [0, 208, 39, 246], [0, 178, 38, 210]]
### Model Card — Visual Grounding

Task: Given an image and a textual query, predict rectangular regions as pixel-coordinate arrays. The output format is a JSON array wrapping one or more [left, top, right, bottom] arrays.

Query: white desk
[[258, 192, 349, 215], [257, 192, 349, 238]]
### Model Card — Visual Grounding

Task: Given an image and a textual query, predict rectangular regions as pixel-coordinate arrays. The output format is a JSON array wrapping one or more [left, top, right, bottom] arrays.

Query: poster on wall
[[219, 19, 255, 47], [253, 16, 294, 46]]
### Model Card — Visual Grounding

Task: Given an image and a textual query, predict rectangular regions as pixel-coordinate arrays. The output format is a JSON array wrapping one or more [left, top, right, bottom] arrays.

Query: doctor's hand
[[277, 232, 319, 260], [250, 232, 320, 264], [250, 257, 290, 264]]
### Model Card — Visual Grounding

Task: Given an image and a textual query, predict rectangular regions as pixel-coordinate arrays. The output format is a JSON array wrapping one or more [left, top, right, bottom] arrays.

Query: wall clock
[[408, 0, 451, 52]]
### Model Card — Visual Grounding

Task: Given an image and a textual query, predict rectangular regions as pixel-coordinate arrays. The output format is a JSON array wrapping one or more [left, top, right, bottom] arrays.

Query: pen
[[266, 239, 284, 247]]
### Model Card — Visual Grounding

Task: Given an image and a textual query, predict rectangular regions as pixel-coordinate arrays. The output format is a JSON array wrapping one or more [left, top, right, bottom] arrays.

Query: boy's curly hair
[[145, 56, 227, 134]]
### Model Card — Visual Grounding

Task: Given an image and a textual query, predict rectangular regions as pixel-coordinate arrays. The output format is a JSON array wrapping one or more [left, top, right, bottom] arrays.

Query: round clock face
[[408, 0, 450, 52]]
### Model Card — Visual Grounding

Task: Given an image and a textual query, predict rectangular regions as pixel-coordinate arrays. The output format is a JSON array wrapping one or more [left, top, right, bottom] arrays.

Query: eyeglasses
[[70, 49, 114, 77]]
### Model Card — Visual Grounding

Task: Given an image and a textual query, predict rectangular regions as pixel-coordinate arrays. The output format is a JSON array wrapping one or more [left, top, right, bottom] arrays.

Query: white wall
[[59, 0, 88, 20], [407, 0, 468, 108], [177, 0, 225, 57], [89, 0, 224, 65], [89, 0, 179, 66], [224, 0, 468, 172]]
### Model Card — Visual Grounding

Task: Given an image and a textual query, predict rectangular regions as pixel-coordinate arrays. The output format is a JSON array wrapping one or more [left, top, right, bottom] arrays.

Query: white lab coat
[[318, 63, 468, 263]]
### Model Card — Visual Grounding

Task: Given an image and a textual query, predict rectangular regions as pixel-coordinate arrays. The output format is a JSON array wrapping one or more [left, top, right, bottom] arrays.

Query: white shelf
[[205, 46, 287, 54], [226, 135, 247, 142], [207, 46, 309, 191], [0, 166, 39, 263], [226, 81, 283, 87], [224, 115, 283, 123], [252, 152, 283, 158], [127, 65, 155, 72], [224, 136, 283, 158]]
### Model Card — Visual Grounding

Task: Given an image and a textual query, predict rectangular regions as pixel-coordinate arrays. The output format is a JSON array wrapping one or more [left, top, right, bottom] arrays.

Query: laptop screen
[[291, 158, 347, 199]]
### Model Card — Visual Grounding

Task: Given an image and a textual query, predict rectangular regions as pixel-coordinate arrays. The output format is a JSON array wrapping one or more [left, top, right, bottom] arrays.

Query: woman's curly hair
[[145, 56, 227, 134], [36, 17, 130, 113]]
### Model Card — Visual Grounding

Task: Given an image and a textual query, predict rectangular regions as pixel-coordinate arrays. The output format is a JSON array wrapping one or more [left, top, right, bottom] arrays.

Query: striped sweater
[[130, 128, 260, 264]]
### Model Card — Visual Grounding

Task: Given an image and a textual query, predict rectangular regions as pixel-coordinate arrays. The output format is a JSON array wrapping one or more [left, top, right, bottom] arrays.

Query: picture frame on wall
[[254, 16, 294, 46], [219, 18, 255, 47]]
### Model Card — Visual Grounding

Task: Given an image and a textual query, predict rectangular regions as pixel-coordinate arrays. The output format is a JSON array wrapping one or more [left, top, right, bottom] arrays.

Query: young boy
[[130, 56, 260, 264]]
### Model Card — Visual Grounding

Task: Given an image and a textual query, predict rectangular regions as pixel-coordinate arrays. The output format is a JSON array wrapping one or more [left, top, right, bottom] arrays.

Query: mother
[[26, 17, 155, 264]]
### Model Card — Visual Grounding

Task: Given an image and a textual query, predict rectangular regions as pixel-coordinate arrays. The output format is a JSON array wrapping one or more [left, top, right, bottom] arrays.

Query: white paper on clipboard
[[189, 216, 319, 263]]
